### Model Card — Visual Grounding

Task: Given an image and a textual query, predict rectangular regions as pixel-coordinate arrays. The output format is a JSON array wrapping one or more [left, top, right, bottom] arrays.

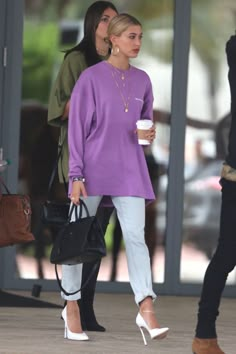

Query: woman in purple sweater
[[62, 13, 169, 344]]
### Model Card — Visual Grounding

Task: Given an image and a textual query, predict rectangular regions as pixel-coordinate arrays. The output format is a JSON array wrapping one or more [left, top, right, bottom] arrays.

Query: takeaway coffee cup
[[136, 119, 153, 145]]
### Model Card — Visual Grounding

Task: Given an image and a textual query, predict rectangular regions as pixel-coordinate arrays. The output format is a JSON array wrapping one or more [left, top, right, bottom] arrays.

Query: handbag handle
[[68, 199, 90, 221], [47, 139, 68, 198], [54, 261, 100, 296], [0, 176, 10, 194]]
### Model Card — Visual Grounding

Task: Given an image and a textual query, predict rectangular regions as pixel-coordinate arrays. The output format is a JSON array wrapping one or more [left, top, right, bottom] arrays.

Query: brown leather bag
[[0, 178, 34, 247]]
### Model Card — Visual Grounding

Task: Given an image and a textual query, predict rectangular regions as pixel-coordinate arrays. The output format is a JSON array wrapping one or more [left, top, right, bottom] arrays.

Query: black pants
[[195, 178, 236, 338], [81, 206, 114, 297]]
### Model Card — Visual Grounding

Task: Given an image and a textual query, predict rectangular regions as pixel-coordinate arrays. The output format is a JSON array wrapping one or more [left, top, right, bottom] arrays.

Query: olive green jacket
[[47, 51, 88, 183]]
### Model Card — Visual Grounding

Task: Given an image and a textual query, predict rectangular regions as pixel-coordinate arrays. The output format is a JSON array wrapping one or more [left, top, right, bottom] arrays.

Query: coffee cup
[[136, 119, 153, 145]]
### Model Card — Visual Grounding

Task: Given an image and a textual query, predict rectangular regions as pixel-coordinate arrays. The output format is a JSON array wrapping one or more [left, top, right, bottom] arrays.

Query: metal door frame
[[0, 0, 7, 289]]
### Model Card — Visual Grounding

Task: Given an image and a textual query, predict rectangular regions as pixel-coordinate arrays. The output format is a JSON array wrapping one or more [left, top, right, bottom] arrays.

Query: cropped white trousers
[[61, 196, 156, 305]]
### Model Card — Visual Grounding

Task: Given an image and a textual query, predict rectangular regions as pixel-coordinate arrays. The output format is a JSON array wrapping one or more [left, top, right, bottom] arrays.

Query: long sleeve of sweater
[[68, 71, 95, 179]]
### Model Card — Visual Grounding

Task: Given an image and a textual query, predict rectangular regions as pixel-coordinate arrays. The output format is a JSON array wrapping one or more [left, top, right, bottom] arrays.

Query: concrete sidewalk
[[0, 292, 235, 354]]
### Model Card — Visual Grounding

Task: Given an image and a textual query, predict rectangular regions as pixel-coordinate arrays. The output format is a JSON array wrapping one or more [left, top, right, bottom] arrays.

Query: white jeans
[[61, 196, 156, 305]]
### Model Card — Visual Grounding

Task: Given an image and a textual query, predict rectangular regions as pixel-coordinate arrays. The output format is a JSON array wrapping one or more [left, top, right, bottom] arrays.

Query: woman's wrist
[[72, 176, 85, 182]]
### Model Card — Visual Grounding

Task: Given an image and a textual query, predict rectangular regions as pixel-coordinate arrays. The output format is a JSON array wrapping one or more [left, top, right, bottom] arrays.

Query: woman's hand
[[61, 100, 70, 120], [134, 124, 156, 144], [70, 181, 87, 205], [146, 125, 156, 143]]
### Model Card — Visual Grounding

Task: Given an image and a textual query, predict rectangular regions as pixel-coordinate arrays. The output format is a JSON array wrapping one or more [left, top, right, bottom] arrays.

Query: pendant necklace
[[109, 63, 126, 81], [116, 70, 125, 81], [110, 65, 131, 113]]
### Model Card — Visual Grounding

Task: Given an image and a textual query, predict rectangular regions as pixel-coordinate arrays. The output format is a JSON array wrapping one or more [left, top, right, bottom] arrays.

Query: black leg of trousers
[[79, 206, 114, 329], [195, 179, 236, 338], [110, 214, 123, 281], [81, 206, 114, 297]]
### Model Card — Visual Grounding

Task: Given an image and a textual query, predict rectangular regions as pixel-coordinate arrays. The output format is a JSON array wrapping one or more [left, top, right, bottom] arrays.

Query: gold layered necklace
[[108, 63, 131, 113], [112, 67, 125, 81]]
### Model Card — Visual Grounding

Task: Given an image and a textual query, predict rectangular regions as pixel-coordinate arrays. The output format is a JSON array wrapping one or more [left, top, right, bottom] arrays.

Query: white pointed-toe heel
[[61, 306, 89, 341], [136, 311, 169, 345]]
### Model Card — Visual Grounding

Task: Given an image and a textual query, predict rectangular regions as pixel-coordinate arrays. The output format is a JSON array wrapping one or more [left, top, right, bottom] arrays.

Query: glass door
[[179, 0, 236, 294], [4, 0, 219, 297], [12, 0, 174, 292]]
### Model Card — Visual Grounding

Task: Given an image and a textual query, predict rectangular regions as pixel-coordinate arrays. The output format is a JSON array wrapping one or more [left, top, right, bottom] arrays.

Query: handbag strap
[[0, 176, 10, 194], [54, 262, 100, 296], [47, 139, 68, 198], [68, 199, 90, 221]]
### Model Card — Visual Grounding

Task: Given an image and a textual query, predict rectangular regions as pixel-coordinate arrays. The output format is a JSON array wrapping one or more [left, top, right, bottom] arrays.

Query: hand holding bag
[[0, 177, 34, 247], [50, 199, 106, 265]]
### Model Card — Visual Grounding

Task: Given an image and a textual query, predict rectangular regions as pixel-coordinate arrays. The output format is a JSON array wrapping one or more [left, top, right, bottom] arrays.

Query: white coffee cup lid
[[136, 119, 153, 129]]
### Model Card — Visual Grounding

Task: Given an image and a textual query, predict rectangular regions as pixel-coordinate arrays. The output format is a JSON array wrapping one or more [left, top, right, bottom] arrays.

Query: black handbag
[[50, 199, 106, 265], [41, 200, 70, 226], [41, 141, 70, 226]]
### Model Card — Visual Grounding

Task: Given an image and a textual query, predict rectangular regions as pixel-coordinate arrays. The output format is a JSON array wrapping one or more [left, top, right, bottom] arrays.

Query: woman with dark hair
[[48, 1, 118, 336], [65, 1, 117, 67]]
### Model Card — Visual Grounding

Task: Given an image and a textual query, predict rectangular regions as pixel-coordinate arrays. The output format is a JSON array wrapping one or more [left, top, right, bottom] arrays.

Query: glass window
[[180, 0, 236, 284]]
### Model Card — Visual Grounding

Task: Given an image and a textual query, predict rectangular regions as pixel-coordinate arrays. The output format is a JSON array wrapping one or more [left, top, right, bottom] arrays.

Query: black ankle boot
[[80, 260, 106, 332], [78, 298, 105, 332]]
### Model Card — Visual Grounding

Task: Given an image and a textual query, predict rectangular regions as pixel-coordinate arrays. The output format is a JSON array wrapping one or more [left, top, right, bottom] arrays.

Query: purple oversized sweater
[[68, 61, 155, 202]]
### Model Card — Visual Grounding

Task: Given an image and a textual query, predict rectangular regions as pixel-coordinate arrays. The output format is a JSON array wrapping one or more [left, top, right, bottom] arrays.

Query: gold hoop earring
[[111, 46, 120, 56]]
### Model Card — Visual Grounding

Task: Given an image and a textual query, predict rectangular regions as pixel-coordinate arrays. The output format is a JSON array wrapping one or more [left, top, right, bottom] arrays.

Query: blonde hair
[[105, 13, 142, 46]]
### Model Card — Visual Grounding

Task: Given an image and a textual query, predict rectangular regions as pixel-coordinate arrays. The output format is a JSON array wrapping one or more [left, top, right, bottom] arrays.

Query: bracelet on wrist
[[72, 176, 85, 183]]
